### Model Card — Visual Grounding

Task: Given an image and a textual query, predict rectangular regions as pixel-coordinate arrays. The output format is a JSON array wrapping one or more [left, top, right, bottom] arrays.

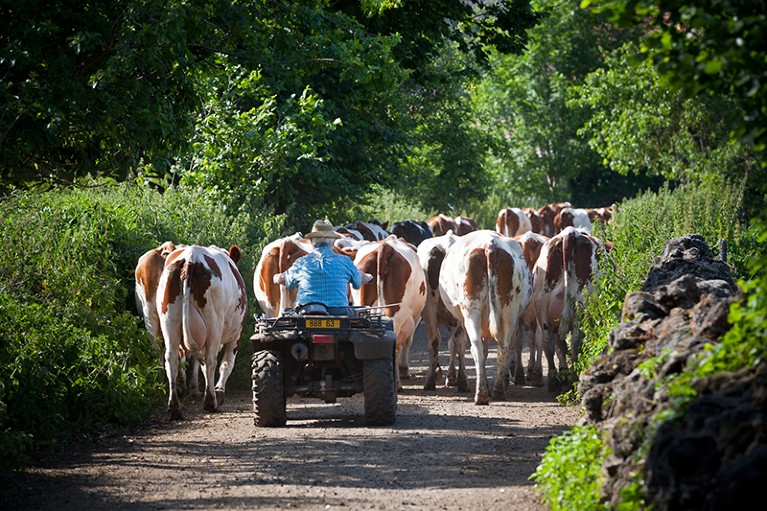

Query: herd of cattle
[[134, 202, 613, 418]]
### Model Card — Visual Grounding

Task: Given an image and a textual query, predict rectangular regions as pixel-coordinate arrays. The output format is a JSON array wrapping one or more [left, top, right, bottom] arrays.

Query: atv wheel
[[252, 350, 286, 427], [363, 356, 397, 426]]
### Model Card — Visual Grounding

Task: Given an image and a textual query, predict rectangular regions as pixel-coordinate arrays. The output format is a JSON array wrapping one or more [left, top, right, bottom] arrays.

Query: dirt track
[[1, 327, 580, 510]]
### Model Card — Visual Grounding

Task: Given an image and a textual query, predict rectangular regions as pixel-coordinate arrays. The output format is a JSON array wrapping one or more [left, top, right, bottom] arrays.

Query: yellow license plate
[[305, 318, 340, 329]]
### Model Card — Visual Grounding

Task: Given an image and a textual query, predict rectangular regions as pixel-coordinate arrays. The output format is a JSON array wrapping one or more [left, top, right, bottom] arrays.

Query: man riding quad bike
[[250, 219, 397, 426]]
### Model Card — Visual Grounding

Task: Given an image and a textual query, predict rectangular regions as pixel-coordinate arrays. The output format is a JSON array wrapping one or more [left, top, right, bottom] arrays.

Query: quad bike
[[250, 303, 397, 426]]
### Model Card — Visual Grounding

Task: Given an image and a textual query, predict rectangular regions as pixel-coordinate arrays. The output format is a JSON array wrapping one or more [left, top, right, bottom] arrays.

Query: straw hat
[[305, 218, 342, 239]]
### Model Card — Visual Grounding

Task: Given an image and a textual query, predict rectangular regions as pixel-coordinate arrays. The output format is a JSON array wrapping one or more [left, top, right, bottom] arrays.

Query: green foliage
[[1, 0, 537, 221], [473, 1, 652, 206], [0, 182, 267, 471], [583, 0, 767, 155], [0, 0, 203, 188], [572, 42, 758, 188], [532, 424, 610, 511]]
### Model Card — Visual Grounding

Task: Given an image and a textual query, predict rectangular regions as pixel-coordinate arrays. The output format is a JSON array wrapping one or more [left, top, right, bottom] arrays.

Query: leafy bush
[[532, 424, 610, 511], [0, 182, 268, 471]]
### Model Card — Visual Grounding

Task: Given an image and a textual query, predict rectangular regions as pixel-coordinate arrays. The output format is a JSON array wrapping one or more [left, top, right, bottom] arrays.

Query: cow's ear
[[158, 241, 176, 258], [228, 245, 242, 264]]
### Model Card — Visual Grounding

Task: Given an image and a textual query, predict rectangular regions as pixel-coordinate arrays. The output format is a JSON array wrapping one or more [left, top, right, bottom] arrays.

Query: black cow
[[391, 219, 433, 247]]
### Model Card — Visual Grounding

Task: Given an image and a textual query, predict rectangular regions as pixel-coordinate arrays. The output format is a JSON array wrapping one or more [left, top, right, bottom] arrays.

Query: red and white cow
[[351, 235, 427, 389], [513, 231, 549, 387], [135, 241, 177, 340], [522, 207, 544, 235], [538, 202, 571, 237], [158, 244, 248, 419], [416, 230, 463, 391], [554, 207, 593, 233], [454, 215, 479, 236], [439, 230, 532, 405], [135, 241, 202, 390], [427, 214, 457, 237], [496, 207, 532, 238], [254, 233, 313, 317], [533, 227, 609, 391]]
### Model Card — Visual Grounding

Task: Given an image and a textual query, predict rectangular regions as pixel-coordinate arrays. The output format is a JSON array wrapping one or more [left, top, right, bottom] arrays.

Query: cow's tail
[[377, 245, 386, 309], [181, 258, 199, 355], [485, 243, 501, 341]]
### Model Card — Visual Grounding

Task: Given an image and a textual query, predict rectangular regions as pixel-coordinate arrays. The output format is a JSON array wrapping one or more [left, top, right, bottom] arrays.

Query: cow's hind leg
[[201, 351, 218, 412], [465, 320, 489, 405], [423, 322, 442, 391], [214, 340, 238, 405], [164, 345, 184, 420], [453, 327, 470, 393]]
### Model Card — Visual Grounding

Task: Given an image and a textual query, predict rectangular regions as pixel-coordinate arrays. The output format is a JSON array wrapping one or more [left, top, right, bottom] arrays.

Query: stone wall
[[577, 234, 766, 510]]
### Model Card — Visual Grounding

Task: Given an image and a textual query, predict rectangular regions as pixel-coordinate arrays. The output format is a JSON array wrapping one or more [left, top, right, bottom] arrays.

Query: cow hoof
[[548, 377, 562, 393], [492, 387, 507, 401], [530, 371, 544, 387], [215, 389, 225, 406], [457, 377, 470, 393], [169, 407, 184, 421], [474, 391, 490, 406], [423, 375, 436, 391], [203, 394, 217, 412], [399, 369, 410, 380]]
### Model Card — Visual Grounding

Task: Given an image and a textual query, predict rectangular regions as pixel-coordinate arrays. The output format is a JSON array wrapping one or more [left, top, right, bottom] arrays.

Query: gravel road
[[1, 325, 580, 510]]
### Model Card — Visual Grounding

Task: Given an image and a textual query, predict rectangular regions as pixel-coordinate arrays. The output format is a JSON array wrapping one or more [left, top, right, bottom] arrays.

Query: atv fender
[[350, 330, 396, 360]]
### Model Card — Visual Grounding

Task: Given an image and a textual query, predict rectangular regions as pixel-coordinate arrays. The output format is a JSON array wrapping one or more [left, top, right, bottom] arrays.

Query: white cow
[[158, 244, 248, 419], [439, 230, 532, 405]]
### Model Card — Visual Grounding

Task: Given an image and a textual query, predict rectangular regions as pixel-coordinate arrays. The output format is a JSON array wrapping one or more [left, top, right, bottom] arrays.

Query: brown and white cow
[[158, 244, 248, 419], [135, 241, 202, 390], [254, 233, 313, 317], [351, 235, 427, 390], [496, 207, 532, 238], [439, 230, 532, 405], [554, 207, 593, 233], [538, 202, 571, 237], [135, 241, 177, 340], [533, 227, 608, 391], [454, 215, 479, 236], [426, 214, 457, 237], [416, 230, 463, 391], [513, 231, 549, 387], [522, 207, 544, 235]]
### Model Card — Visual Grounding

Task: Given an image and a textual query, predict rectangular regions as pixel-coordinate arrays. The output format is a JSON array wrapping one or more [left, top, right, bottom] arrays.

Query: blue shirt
[[283, 245, 363, 307]]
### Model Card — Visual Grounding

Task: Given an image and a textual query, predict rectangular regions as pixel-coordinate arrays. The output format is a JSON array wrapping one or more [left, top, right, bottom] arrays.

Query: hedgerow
[[0, 182, 270, 471], [533, 178, 760, 509]]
